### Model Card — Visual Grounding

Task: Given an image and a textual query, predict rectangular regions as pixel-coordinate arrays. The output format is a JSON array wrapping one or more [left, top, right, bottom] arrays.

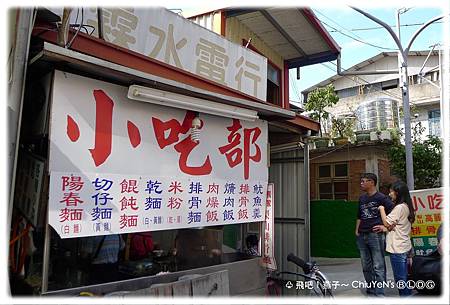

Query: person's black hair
[[361, 173, 378, 186], [390, 180, 415, 223]]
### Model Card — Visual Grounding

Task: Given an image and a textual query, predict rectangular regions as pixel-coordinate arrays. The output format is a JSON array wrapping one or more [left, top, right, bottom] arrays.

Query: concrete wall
[[325, 81, 441, 141], [332, 55, 439, 91], [327, 82, 440, 118]]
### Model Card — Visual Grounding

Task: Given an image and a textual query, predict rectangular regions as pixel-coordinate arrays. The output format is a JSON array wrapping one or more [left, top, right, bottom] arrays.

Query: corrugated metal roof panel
[[229, 8, 340, 67]]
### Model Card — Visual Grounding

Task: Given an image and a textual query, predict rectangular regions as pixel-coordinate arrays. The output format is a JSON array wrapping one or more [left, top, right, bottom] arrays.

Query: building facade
[[301, 51, 442, 201], [8, 7, 340, 296], [303, 51, 442, 141]]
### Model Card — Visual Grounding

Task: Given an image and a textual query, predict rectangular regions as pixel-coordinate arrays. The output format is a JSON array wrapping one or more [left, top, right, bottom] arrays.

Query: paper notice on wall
[[262, 183, 277, 270]]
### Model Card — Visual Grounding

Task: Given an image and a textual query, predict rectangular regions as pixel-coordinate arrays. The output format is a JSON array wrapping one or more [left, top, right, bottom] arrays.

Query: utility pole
[[395, 8, 414, 191], [344, 7, 444, 191]]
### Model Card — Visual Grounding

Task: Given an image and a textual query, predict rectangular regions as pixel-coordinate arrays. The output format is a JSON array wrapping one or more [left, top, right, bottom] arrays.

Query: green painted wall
[[223, 224, 239, 249], [311, 200, 360, 258]]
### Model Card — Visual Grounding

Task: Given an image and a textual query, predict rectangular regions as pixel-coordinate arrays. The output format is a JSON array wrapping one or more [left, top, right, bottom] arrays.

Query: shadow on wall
[[310, 200, 359, 258]]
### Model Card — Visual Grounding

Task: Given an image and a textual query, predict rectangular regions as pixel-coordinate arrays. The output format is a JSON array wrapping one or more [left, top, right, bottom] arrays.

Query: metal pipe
[[438, 48, 443, 135], [396, 9, 414, 190], [302, 132, 311, 262], [97, 8, 104, 40], [58, 8, 72, 47], [351, 6, 405, 58], [405, 15, 444, 54], [418, 45, 437, 76], [418, 74, 441, 89], [41, 222, 51, 293]]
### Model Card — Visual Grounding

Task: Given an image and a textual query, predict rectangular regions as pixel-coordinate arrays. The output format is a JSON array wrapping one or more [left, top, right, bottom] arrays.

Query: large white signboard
[[56, 7, 267, 100], [49, 71, 268, 238]]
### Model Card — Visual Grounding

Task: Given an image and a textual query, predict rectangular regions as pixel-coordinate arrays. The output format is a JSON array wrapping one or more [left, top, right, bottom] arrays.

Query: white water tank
[[355, 98, 400, 131]]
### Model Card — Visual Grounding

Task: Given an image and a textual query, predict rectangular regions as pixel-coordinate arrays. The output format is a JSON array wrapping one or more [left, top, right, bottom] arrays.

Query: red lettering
[[428, 194, 443, 210], [59, 192, 83, 207], [62, 176, 70, 191], [219, 119, 262, 179], [206, 210, 219, 222], [153, 111, 212, 175], [67, 115, 80, 142], [89, 90, 114, 167], [127, 121, 141, 148], [167, 197, 183, 209], [152, 111, 194, 149], [174, 136, 212, 175], [426, 225, 436, 235], [243, 127, 261, 179], [168, 181, 183, 194], [412, 196, 426, 212], [218, 119, 242, 167]]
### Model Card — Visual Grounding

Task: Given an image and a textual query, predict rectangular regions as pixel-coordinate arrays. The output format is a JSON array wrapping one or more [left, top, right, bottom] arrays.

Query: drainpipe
[[302, 130, 311, 262]]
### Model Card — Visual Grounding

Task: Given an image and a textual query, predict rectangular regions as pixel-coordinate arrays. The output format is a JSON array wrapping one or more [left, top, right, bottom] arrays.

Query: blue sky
[[290, 6, 445, 103]]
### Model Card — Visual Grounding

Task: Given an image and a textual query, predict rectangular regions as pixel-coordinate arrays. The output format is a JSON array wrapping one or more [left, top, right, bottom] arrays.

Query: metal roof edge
[[38, 42, 296, 120], [302, 50, 440, 93], [286, 51, 339, 69], [300, 8, 341, 53]]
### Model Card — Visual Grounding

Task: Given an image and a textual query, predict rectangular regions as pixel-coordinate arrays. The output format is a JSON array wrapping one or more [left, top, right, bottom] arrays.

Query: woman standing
[[378, 180, 415, 297]]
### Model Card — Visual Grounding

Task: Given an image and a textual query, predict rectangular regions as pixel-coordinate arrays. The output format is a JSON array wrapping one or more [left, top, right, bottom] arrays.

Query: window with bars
[[317, 163, 349, 200]]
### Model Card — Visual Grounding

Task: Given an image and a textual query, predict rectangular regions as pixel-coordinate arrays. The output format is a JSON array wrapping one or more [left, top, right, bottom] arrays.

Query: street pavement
[[313, 256, 399, 297]]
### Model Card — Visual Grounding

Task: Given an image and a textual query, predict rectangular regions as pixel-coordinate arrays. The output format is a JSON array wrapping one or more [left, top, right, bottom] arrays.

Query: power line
[[313, 9, 362, 38], [329, 21, 443, 33], [314, 9, 398, 51], [289, 71, 302, 102], [320, 20, 397, 51], [309, 9, 431, 101], [315, 10, 384, 46]]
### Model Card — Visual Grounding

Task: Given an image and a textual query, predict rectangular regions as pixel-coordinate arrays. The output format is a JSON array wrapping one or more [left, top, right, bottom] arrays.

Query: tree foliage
[[388, 128, 442, 189], [331, 117, 355, 139], [304, 84, 339, 136]]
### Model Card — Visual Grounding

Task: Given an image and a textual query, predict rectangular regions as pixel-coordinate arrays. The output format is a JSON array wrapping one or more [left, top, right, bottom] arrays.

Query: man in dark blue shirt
[[355, 173, 394, 297]]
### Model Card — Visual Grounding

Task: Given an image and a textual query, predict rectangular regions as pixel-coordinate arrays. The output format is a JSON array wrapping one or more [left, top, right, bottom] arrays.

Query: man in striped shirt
[[81, 234, 125, 284]]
